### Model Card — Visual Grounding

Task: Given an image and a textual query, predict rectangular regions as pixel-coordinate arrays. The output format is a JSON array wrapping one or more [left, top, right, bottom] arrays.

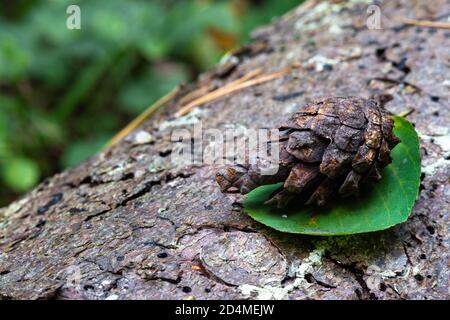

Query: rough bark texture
[[1, 0, 449, 300]]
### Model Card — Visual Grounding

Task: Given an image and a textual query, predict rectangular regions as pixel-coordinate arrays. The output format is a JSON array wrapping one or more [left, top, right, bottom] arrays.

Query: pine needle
[[174, 67, 290, 117], [178, 68, 262, 106], [394, 16, 450, 29], [105, 86, 180, 148], [105, 66, 289, 147], [397, 108, 415, 118]]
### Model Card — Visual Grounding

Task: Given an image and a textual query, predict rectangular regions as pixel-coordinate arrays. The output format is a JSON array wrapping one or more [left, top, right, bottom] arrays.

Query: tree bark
[[1, 0, 449, 300]]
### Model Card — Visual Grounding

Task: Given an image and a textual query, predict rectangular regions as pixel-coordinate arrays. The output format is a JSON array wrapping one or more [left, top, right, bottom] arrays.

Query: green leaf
[[0, 33, 30, 81], [119, 66, 187, 115], [244, 116, 421, 236], [62, 134, 110, 168], [3, 157, 40, 192]]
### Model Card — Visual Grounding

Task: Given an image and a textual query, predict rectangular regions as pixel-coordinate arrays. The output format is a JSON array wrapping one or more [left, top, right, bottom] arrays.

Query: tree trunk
[[1, 0, 449, 300]]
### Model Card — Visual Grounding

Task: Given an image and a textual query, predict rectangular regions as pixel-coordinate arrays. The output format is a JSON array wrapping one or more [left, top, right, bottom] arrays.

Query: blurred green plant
[[0, 0, 301, 206]]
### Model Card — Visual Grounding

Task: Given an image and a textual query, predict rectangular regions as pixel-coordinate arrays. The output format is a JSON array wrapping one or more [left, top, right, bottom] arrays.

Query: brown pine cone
[[216, 97, 400, 208]]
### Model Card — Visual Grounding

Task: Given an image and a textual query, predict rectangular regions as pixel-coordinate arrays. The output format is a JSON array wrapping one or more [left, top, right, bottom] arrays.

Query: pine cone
[[216, 97, 400, 208]]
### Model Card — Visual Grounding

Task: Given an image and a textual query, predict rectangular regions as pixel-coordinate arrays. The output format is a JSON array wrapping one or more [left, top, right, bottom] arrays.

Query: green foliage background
[[0, 0, 301, 206]]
